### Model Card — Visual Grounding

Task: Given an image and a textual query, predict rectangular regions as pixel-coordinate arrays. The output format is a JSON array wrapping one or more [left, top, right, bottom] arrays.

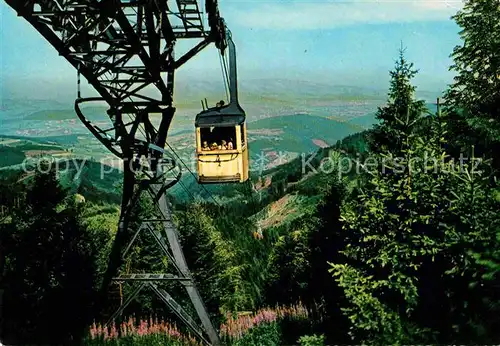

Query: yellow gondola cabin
[[194, 27, 248, 184], [195, 110, 249, 183]]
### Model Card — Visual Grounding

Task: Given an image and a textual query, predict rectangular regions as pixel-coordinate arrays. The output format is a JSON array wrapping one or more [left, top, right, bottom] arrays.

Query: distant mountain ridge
[[2, 79, 444, 110]]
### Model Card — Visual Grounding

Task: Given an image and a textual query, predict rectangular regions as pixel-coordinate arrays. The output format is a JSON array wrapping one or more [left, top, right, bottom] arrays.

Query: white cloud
[[224, 0, 464, 30]]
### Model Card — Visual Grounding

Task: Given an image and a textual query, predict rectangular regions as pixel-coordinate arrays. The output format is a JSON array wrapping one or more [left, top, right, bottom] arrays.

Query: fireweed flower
[[87, 303, 307, 344], [87, 315, 202, 345], [219, 301, 309, 341]]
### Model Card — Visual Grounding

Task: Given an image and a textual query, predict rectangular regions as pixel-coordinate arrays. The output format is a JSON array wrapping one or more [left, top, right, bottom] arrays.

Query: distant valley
[[0, 79, 441, 172]]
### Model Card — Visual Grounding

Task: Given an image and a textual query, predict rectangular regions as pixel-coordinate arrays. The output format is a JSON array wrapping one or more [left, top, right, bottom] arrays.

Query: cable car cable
[[178, 180, 197, 202], [164, 141, 221, 206], [77, 63, 81, 99], [132, 121, 214, 205], [222, 51, 230, 102], [222, 48, 230, 83], [218, 51, 230, 104], [165, 141, 220, 206]]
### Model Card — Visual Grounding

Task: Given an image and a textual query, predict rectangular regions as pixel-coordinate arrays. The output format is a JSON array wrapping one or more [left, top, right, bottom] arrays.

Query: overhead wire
[[164, 141, 221, 206], [177, 179, 197, 202], [119, 100, 220, 207], [131, 122, 200, 204], [113, 56, 222, 207], [223, 53, 230, 101], [219, 50, 230, 104], [221, 26, 232, 103], [77, 63, 81, 99]]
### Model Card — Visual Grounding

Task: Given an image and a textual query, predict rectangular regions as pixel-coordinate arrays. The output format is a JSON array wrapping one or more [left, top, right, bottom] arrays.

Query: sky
[[0, 0, 465, 101]]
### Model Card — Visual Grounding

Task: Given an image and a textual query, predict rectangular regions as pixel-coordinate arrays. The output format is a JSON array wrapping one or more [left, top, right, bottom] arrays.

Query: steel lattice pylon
[[3, 0, 227, 344]]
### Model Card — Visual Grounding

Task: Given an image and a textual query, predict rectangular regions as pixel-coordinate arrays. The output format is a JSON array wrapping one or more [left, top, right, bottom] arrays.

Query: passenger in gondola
[[210, 142, 218, 150], [202, 141, 209, 151], [221, 140, 227, 150], [227, 139, 234, 150], [216, 100, 225, 108]]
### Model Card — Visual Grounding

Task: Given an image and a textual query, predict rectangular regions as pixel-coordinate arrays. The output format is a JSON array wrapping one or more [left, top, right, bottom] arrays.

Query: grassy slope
[[0, 147, 26, 168], [23, 106, 109, 122], [248, 113, 364, 154], [0, 136, 122, 203]]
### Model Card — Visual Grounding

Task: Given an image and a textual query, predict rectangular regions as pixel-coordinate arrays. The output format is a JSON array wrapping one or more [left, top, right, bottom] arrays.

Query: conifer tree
[[2, 163, 98, 344], [307, 176, 351, 343], [370, 46, 427, 155], [177, 203, 250, 314], [444, 0, 500, 155], [329, 50, 500, 344]]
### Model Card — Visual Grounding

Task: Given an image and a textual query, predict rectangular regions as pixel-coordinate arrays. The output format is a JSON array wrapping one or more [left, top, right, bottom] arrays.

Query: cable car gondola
[[195, 28, 249, 184]]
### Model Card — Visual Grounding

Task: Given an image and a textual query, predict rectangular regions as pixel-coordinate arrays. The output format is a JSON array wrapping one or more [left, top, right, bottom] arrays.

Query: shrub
[[298, 334, 326, 346], [231, 322, 281, 346]]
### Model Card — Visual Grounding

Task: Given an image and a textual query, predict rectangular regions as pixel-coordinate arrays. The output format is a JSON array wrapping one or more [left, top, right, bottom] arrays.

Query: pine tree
[[328, 50, 500, 343], [370, 45, 427, 155], [2, 163, 98, 344], [177, 202, 250, 315], [444, 0, 500, 154], [26, 160, 67, 210], [306, 177, 351, 343]]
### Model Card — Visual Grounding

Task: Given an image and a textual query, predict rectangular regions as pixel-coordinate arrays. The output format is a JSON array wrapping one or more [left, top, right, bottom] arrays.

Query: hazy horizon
[[1, 0, 464, 104]]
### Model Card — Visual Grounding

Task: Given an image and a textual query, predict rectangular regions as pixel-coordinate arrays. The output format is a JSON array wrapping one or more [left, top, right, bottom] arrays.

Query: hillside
[[0, 95, 439, 214]]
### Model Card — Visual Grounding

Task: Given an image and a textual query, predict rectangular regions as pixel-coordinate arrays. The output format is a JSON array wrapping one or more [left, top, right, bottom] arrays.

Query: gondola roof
[[195, 106, 245, 127]]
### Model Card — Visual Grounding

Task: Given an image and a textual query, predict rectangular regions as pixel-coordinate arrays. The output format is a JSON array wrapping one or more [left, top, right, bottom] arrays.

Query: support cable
[[164, 141, 221, 206], [77, 63, 81, 99], [219, 52, 230, 104], [222, 49, 230, 87], [178, 179, 197, 202], [129, 119, 200, 204]]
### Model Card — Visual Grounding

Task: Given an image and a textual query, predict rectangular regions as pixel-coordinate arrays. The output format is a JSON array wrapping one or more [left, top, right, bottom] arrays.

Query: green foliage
[[329, 49, 500, 344], [176, 203, 258, 314], [0, 146, 26, 168], [75, 159, 122, 204], [230, 322, 281, 346], [370, 47, 427, 155], [467, 229, 500, 337], [334, 130, 370, 157], [266, 214, 313, 304], [298, 334, 325, 346], [444, 0, 500, 173], [305, 178, 352, 343], [445, 0, 500, 139], [81, 203, 118, 285], [1, 162, 101, 344], [470, 231, 500, 281]]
